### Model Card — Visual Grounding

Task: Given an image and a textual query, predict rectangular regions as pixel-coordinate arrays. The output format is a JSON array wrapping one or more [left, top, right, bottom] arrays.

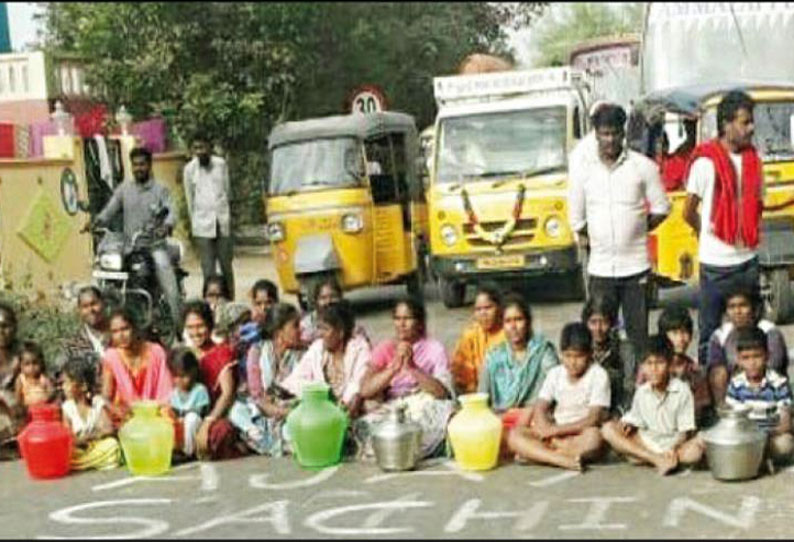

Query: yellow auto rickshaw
[[265, 112, 427, 309], [629, 82, 794, 322]]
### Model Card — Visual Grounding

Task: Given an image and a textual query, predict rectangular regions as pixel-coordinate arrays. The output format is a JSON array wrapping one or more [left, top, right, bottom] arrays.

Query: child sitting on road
[[643, 306, 711, 425], [602, 335, 704, 476], [61, 356, 121, 470], [724, 326, 794, 464], [169, 347, 211, 458], [707, 286, 789, 406], [14, 341, 54, 409], [507, 322, 609, 471], [581, 295, 635, 415]]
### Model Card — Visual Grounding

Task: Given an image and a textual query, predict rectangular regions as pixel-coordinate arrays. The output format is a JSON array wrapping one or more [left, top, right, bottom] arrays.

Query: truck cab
[[427, 68, 592, 307]]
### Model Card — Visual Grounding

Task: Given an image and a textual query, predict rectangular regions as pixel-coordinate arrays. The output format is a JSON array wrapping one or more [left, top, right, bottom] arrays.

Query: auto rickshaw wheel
[[440, 277, 466, 308], [761, 268, 793, 324], [298, 272, 337, 312]]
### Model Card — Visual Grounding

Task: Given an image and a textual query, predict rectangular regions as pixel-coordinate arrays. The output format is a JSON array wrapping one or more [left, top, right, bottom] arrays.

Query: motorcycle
[[89, 203, 187, 345]]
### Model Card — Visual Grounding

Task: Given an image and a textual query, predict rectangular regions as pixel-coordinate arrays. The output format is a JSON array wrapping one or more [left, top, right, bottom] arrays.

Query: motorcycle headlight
[[544, 216, 562, 238], [341, 213, 364, 233], [266, 222, 285, 243], [440, 224, 458, 247], [99, 253, 123, 271]]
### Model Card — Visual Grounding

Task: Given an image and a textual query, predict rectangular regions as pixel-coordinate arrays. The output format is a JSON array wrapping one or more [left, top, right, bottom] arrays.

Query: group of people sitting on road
[[0, 269, 792, 477]]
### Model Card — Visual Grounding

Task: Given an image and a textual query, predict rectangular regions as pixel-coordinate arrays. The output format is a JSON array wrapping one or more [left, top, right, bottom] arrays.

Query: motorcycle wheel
[[150, 295, 177, 347]]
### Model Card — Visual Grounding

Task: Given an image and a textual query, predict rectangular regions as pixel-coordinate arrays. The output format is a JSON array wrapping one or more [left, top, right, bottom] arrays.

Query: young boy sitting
[[725, 326, 794, 464], [651, 306, 711, 425], [708, 286, 789, 406], [602, 335, 704, 476], [507, 322, 609, 472]]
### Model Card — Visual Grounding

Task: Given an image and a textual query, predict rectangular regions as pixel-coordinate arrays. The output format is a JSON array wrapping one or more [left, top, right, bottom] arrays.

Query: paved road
[[3, 250, 794, 539], [5, 454, 792, 539]]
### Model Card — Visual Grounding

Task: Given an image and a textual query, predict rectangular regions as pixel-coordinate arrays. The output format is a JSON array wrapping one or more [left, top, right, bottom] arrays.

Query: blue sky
[[7, 2, 42, 51]]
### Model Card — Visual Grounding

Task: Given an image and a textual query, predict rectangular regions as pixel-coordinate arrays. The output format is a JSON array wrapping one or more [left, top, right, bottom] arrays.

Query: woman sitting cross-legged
[[182, 300, 246, 461], [355, 297, 456, 460], [101, 307, 173, 428], [281, 300, 370, 418], [228, 303, 304, 455], [478, 293, 559, 413]]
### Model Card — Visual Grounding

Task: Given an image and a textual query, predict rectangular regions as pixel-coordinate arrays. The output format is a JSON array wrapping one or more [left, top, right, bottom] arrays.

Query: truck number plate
[[476, 254, 524, 270]]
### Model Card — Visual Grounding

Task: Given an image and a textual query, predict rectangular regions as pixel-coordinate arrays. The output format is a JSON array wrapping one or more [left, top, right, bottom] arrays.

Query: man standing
[[569, 104, 671, 360], [92, 147, 183, 330], [183, 135, 234, 299], [683, 90, 764, 370]]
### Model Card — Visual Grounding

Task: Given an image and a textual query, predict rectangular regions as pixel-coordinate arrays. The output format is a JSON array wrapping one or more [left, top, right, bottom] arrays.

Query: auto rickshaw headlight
[[440, 224, 458, 247], [544, 216, 562, 238], [266, 222, 285, 242], [341, 213, 364, 233]]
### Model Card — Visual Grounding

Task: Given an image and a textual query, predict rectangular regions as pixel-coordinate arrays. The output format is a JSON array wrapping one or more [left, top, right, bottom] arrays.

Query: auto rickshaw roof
[[636, 81, 794, 117], [268, 112, 417, 150]]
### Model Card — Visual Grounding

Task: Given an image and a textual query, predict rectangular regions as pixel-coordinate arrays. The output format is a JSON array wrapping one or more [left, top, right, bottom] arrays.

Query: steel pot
[[702, 405, 766, 481], [371, 404, 422, 472]]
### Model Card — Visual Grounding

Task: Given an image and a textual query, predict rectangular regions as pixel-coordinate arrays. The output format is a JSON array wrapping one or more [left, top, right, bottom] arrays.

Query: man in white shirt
[[568, 104, 671, 361], [184, 135, 235, 299]]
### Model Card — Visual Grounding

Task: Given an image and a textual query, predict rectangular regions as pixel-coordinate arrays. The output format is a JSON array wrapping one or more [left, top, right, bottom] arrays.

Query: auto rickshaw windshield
[[269, 136, 364, 195], [436, 106, 567, 184], [701, 101, 794, 162]]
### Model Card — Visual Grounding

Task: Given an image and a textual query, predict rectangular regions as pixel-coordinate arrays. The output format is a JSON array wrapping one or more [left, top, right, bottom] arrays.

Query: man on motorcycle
[[88, 146, 183, 333]]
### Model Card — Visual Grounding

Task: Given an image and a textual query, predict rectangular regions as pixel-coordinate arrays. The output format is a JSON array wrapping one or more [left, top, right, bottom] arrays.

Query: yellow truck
[[427, 67, 592, 307]]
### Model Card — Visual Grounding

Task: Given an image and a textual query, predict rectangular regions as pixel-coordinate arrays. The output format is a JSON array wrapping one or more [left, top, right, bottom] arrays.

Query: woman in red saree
[[182, 300, 245, 460], [100, 308, 173, 427]]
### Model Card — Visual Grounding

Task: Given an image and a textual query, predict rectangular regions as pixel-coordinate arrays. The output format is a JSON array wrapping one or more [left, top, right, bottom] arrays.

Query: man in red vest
[[683, 90, 783, 404]]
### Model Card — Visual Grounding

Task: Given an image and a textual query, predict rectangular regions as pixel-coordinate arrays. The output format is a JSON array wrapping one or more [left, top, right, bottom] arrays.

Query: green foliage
[[37, 2, 547, 226], [0, 290, 80, 371], [533, 3, 644, 67]]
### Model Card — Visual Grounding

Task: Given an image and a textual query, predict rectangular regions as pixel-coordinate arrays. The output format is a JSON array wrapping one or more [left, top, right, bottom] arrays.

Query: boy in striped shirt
[[725, 326, 794, 464]]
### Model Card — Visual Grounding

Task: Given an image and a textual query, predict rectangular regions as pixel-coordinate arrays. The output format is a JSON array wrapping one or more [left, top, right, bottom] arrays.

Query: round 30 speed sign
[[348, 85, 387, 114]]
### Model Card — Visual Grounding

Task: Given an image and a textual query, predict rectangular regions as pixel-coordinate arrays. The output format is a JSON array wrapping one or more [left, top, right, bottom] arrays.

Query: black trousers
[[588, 270, 650, 365]]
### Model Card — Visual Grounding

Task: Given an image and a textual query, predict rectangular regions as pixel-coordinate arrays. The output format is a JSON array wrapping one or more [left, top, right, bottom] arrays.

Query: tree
[[37, 2, 548, 227], [532, 3, 644, 67]]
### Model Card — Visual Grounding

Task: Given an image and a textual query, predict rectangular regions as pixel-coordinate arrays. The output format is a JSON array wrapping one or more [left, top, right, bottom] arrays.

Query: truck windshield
[[269, 137, 363, 195], [702, 102, 794, 162], [436, 106, 567, 183]]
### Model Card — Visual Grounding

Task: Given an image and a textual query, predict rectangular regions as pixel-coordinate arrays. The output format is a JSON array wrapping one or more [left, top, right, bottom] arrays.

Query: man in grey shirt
[[92, 146, 182, 330]]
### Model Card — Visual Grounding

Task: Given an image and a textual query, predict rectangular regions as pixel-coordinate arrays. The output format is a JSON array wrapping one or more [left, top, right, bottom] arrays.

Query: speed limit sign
[[348, 85, 387, 115]]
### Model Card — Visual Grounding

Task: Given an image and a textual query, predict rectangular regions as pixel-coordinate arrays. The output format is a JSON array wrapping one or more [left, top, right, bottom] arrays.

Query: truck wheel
[[298, 272, 336, 312], [440, 277, 466, 308], [648, 277, 660, 309], [568, 266, 586, 301], [406, 272, 424, 300], [761, 268, 793, 324]]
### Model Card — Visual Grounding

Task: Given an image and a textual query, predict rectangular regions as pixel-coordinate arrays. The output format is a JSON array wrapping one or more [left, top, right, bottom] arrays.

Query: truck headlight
[[99, 253, 123, 271], [440, 224, 458, 247], [544, 216, 562, 238], [266, 222, 285, 243], [341, 213, 364, 233]]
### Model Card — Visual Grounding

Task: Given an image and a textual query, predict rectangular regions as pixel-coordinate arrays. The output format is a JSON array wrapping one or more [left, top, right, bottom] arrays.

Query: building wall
[[0, 99, 49, 124], [0, 137, 92, 294]]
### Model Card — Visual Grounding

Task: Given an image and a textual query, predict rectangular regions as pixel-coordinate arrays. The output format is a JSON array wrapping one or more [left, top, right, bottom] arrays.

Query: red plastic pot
[[18, 404, 72, 480]]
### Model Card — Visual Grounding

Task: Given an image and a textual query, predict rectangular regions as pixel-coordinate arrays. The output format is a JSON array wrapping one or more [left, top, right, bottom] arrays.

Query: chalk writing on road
[[39, 492, 764, 539]]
